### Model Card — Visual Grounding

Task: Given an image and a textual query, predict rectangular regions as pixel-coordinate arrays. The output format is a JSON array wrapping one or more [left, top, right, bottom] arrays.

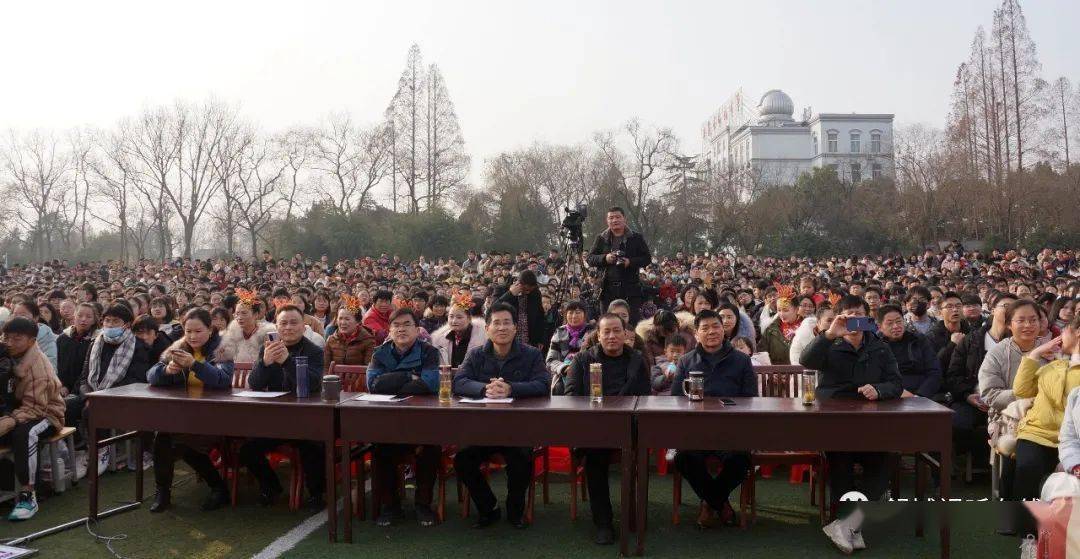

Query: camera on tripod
[[561, 205, 588, 252]]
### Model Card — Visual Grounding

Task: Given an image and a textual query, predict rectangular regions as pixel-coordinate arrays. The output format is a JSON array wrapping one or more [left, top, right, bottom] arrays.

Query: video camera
[[561, 205, 588, 251]]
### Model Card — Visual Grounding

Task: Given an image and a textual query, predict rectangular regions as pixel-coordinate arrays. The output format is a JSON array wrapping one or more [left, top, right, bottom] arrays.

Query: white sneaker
[[126, 451, 154, 471], [1020, 535, 1037, 559], [665, 449, 676, 463], [851, 530, 866, 550], [74, 450, 88, 479], [8, 492, 38, 521], [823, 519, 855, 555], [97, 447, 111, 476]]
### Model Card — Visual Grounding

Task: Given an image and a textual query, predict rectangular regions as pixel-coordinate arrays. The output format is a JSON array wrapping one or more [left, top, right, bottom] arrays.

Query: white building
[[701, 89, 894, 186]]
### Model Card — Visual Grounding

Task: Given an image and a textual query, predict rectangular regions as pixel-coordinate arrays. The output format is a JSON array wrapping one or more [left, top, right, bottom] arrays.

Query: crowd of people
[[0, 207, 1078, 552]]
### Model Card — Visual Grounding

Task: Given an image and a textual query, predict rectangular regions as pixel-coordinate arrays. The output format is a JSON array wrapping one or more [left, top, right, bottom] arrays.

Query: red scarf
[[780, 318, 802, 342]]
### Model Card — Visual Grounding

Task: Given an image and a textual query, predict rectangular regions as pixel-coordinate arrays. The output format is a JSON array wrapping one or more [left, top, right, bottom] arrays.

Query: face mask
[[912, 301, 928, 317], [103, 327, 126, 340]]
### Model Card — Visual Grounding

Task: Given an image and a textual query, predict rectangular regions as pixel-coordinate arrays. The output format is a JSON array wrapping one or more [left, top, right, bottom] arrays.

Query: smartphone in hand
[[845, 316, 877, 332], [267, 332, 278, 342]]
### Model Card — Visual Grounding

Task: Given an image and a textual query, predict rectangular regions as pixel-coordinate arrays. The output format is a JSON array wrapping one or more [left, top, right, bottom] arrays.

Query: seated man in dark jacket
[[366, 308, 442, 528], [925, 291, 969, 373], [800, 295, 902, 555], [876, 305, 943, 399], [238, 304, 325, 510], [78, 303, 151, 473], [565, 313, 650, 545], [670, 310, 757, 529], [453, 303, 549, 529]]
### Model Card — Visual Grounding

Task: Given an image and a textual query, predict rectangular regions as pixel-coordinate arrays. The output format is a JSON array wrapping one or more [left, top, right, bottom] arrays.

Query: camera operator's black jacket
[[587, 229, 651, 299]]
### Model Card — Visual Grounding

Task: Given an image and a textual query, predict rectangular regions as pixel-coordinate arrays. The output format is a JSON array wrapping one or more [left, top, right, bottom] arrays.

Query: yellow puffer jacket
[[1015, 356, 1080, 448]]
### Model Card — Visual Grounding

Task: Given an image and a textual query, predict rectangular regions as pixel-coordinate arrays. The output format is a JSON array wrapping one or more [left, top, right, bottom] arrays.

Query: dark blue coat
[[453, 340, 549, 399], [670, 342, 757, 398]]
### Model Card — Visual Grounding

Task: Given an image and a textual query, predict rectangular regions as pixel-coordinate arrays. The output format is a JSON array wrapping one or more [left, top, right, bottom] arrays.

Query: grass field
[[0, 462, 1020, 559]]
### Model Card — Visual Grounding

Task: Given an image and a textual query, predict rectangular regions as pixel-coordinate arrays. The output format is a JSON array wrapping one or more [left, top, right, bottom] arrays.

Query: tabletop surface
[[634, 395, 953, 416], [338, 394, 638, 413], [87, 383, 348, 408]]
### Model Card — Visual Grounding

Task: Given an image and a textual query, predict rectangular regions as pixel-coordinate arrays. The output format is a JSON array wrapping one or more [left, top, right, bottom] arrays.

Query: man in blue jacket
[[453, 303, 549, 529], [670, 309, 757, 529], [366, 308, 442, 528]]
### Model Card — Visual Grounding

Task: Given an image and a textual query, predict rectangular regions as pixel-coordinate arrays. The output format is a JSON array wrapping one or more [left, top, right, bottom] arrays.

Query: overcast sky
[[2, 0, 1078, 183]]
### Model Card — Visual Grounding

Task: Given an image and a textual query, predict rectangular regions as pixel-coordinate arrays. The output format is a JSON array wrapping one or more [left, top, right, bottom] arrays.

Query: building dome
[[756, 89, 795, 124]]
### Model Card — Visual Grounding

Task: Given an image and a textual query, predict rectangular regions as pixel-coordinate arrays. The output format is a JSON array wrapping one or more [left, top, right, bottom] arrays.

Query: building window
[[871, 130, 882, 154], [872, 163, 882, 179], [851, 163, 861, 183], [850, 131, 861, 154], [827, 131, 838, 153], [812, 133, 818, 155]]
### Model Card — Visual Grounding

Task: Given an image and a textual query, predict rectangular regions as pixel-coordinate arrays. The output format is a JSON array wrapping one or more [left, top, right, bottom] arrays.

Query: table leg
[[326, 439, 337, 543], [915, 454, 925, 538], [342, 441, 352, 544], [939, 445, 951, 559], [135, 433, 144, 503], [635, 443, 649, 556], [88, 412, 98, 520], [619, 445, 632, 556]]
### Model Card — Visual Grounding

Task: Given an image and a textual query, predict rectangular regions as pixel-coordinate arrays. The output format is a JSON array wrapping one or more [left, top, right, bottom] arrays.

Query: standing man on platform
[[587, 207, 651, 325]]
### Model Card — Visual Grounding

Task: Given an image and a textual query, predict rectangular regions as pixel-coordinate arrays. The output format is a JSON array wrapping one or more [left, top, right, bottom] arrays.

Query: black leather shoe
[[472, 507, 501, 529], [376, 505, 397, 527], [257, 484, 284, 507], [149, 490, 171, 513], [416, 504, 437, 527], [201, 488, 229, 511], [594, 525, 615, 545], [306, 494, 325, 512]]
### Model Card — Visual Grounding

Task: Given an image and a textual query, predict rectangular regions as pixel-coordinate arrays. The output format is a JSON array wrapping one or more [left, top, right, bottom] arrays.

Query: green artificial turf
[[0, 464, 1021, 559]]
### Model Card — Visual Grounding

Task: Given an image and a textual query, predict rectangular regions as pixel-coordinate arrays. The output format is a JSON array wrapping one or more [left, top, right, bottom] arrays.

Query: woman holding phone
[[146, 308, 234, 513]]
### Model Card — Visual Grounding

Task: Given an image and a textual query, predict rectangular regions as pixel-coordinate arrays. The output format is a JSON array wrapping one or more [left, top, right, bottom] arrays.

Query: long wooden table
[[633, 395, 954, 557], [337, 395, 638, 555], [86, 383, 344, 542]]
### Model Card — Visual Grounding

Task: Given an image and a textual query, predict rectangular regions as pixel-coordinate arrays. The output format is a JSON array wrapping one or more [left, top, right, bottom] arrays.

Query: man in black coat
[[670, 310, 757, 529], [239, 305, 326, 510], [564, 314, 650, 545], [800, 296, 902, 554], [876, 304, 942, 399], [494, 270, 546, 348], [587, 207, 651, 324], [925, 291, 970, 370], [452, 303, 549, 529]]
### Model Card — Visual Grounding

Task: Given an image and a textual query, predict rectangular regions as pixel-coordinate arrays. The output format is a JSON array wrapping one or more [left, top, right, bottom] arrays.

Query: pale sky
[[2, 0, 1078, 187]]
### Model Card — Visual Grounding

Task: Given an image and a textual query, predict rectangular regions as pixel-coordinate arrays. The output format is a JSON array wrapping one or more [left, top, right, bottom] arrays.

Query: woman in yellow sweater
[[1011, 312, 1080, 502]]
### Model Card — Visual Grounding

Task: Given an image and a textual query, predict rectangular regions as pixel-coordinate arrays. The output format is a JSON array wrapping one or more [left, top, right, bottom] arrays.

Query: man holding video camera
[[587, 207, 651, 324]]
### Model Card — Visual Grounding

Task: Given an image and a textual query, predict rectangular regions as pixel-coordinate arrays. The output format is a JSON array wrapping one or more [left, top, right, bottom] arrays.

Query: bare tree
[[276, 126, 314, 221], [1048, 77, 1075, 169], [422, 64, 469, 211], [234, 137, 287, 257], [0, 129, 71, 260], [595, 119, 677, 240], [311, 114, 391, 213], [123, 107, 180, 259], [89, 128, 138, 262], [208, 122, 253, 255], [386, 44, 426, 213], [170, 100, 241, 258]]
